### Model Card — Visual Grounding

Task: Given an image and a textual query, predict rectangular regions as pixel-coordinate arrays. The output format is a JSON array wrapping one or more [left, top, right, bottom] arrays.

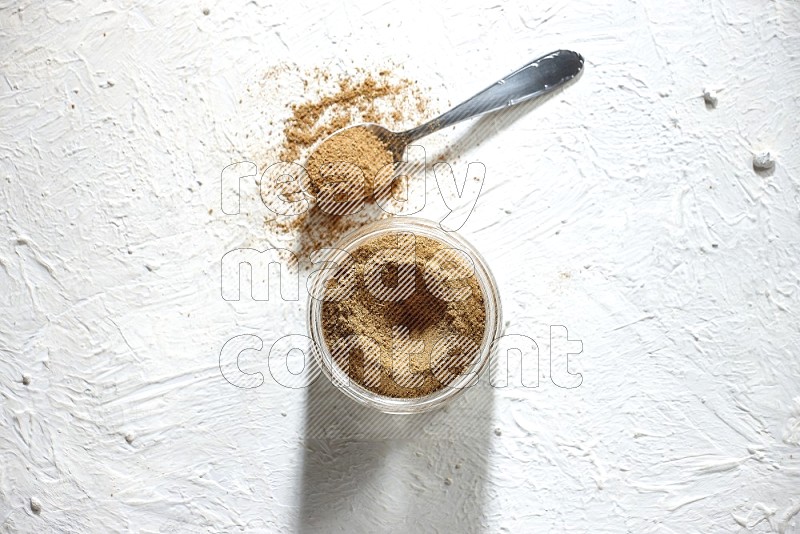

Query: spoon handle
[[402, 50, 584, 143]]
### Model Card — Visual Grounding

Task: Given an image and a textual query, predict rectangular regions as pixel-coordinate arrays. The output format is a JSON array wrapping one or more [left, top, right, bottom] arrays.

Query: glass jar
[[307, 217, 502, 414]]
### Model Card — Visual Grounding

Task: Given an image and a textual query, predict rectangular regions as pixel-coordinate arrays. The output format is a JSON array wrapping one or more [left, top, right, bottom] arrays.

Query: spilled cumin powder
[[257, 66, 433, 258], [306, 126, 394, 200], [321, 233, 486, 398], [279, 73, 425, 163]]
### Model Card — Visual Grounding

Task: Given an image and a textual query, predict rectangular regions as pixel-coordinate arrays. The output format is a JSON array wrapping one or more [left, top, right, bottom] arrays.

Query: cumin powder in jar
[[320, 231, 487, 398]]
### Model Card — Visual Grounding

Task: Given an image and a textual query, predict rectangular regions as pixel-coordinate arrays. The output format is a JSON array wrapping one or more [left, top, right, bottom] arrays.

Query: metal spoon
[[308, 49, 584, 202]]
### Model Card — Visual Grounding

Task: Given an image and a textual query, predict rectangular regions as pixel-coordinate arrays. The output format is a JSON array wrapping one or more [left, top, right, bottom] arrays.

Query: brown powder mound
[[305, 126, 394, 201], [321, 233, 486, 398]]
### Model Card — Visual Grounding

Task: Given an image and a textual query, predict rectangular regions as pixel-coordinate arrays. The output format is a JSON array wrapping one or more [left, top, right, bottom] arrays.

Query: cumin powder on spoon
[[306, 126, 394, 200]]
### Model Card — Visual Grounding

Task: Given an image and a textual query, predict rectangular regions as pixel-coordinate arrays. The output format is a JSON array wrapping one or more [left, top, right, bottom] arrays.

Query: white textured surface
[[2, 0, 800, 533]]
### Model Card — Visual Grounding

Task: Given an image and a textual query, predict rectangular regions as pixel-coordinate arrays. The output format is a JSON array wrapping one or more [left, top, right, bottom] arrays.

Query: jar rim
[[307, 217, 503, 414]]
